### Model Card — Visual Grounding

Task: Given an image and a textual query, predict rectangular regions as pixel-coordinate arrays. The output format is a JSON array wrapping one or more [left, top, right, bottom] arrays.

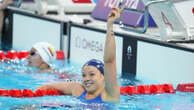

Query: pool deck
[[18, 2, 194, 49]]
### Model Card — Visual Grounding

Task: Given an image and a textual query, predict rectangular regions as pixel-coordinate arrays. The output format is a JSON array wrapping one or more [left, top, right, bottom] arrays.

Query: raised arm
[[104, 7, 123, 101]]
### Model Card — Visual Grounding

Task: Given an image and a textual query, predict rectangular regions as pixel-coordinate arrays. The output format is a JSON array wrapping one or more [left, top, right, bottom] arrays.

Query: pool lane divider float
[[0, 89, 64, 98], [121, 83, 194, 95], [120, 84, 175, 95], [0, 83, 194, 98], [0, 50, 65, 60], [176, 83, 194, 92]]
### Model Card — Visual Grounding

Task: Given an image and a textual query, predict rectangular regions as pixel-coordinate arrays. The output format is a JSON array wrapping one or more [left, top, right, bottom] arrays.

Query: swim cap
[[83, 59, 104, 75], [32, 42, 56, 67]]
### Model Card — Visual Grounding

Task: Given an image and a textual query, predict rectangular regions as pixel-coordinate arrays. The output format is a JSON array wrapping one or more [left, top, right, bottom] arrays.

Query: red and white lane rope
[[0, 83, 193, 98], [0, 89, 63, 98], [0, 50, 65, 60]]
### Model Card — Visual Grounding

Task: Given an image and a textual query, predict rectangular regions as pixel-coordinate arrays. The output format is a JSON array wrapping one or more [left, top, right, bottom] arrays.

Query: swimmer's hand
[[107, 7, 125, 25]]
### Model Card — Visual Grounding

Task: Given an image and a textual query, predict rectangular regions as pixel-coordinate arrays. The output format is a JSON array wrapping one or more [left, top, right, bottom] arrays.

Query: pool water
[[0, 59, 194, 110]]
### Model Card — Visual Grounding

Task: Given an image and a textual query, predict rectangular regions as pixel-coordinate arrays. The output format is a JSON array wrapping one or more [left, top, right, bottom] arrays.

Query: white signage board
[[70, 26, 123, 75], [13, 13, 62, 51], [137, 41, 194, 84]]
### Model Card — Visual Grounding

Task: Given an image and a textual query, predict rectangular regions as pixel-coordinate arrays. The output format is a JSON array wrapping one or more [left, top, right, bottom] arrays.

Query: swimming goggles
[[30, 51, 38, 56]]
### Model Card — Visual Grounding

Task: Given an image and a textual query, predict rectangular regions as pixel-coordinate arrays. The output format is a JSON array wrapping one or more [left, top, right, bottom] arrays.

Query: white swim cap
[[32, 42, 56, 67]]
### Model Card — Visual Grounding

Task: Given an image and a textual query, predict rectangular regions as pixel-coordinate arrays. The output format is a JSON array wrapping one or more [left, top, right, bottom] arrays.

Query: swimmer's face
[[27, 48, 44, 68], [82, 66, 104, 93]]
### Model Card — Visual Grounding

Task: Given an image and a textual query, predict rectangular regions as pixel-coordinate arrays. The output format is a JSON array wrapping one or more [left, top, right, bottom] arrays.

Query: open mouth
[[85, 83, 92, 88], [84, 81, 94, 88]]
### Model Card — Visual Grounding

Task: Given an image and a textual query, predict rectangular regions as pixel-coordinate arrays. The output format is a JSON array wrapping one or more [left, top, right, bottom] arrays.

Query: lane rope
[[0, 50, 65, 60], [0, 83, 194, 98]]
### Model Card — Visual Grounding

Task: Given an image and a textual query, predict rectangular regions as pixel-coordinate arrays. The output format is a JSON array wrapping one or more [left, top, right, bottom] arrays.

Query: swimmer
[[37, 7, 124, 103], [27, 42, 56, 73]]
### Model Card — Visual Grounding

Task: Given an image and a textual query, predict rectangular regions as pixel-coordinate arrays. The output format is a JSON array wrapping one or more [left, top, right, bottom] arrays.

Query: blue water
[[0, 59, 194, 110]]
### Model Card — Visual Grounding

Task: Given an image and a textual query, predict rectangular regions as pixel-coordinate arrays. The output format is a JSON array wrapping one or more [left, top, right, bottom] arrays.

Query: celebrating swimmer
[[37, 7, 124, 103]]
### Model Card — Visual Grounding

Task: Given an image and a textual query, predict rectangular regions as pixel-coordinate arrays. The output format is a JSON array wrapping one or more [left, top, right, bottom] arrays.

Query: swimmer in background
[[28, 42, 78, 78], [37, 7, 124, 103], [3, 42, 57, 73], [27, 42, 56, 73], [3, 42, 77, 78]]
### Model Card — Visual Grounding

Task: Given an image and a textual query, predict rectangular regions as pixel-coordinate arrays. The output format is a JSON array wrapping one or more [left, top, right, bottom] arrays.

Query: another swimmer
[[27, 42, 56, 73]]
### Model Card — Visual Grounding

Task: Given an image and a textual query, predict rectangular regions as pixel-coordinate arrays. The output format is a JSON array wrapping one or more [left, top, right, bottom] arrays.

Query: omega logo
[[75, 36, 103, 53]]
